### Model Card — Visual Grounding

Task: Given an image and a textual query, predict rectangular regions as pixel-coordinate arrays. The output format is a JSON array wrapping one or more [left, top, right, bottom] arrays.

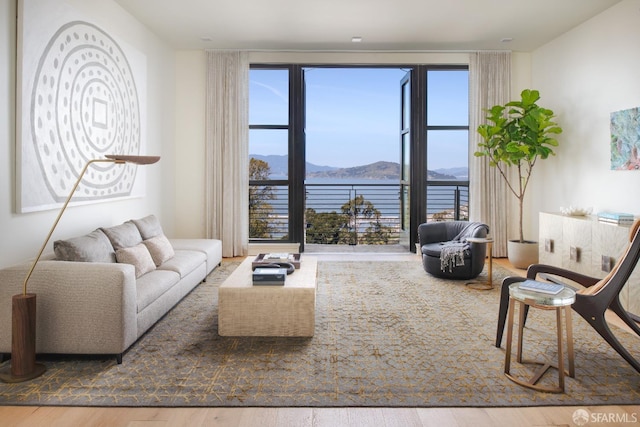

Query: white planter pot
[[507, 240, 539, 270]]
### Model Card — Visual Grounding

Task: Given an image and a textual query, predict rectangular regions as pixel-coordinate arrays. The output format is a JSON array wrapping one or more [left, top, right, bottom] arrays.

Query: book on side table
[[519, 279, 565, 295]]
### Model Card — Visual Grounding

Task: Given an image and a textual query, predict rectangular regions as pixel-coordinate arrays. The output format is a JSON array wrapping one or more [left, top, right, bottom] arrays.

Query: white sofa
[[0, 215, 222, 363]]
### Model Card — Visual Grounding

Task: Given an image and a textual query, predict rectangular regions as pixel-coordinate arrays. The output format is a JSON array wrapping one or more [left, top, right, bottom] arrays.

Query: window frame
[[248, 63, 470, 252]]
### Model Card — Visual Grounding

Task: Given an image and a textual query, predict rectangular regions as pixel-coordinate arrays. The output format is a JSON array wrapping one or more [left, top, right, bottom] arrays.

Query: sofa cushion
[[143, 234, 175, 266], [136, 270, 181, 313], [131, 214, 164, 239], [170, 239, 222, 275], [101, 222, 143, 250], [115, 244, 156, 278], [53, 229, 116, 263], [157, 249, 206, 278]]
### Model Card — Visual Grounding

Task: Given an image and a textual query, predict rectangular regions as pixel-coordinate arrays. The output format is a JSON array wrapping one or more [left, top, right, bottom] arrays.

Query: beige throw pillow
[[143, 234, 175, 266], [115, 244, 156, 278]]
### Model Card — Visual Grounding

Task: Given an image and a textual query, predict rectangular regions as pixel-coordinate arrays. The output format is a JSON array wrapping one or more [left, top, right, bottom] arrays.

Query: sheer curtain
[[469, 51, 512, 257], [205, 51, 249, 257]]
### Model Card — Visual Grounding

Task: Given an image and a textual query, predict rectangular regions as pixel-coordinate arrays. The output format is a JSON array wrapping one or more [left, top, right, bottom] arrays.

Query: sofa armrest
[[0, 260, 138, 356]]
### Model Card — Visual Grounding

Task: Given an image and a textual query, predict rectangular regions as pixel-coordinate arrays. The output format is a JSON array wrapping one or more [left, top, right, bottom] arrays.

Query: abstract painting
[[17, 0, 147, 212], [610, 106, 640, 170]]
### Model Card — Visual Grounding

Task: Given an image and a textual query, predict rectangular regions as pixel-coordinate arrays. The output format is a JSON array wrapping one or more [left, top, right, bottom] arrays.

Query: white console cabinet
[[539, 212, 640, 317]]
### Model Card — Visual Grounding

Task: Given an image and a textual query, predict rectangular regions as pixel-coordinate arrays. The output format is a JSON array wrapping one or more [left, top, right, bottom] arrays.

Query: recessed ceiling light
[[500, 37, 513, 43], [351, 36, 363, 43]]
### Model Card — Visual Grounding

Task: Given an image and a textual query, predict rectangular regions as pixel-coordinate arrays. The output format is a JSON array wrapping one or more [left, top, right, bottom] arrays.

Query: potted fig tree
[[475, 89, 562, 268]]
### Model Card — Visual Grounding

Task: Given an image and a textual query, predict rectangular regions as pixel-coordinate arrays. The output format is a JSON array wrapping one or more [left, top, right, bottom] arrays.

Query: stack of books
[[252, 267, 287, 286], [597, 212, 635, 225]]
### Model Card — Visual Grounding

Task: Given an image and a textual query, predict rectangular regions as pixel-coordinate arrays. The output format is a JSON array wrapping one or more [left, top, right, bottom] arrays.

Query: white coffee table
[[218, 256, 318, 337]]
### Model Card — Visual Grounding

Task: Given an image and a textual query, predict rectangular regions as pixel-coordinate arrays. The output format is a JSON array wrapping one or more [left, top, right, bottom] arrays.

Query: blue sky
[[249, 67, 469, 170]]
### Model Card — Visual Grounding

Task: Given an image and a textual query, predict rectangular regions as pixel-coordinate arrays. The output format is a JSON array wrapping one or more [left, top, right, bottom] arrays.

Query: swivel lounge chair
[[418, 221, 489, 280], [495, 219, 640, 374]]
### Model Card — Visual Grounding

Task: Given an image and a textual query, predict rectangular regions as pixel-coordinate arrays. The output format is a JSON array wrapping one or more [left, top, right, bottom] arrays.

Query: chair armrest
[[526, 264, 601, 287]]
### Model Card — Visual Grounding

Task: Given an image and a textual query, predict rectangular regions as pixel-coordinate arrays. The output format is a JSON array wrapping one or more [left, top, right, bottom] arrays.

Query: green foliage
[[475, 89, 562, 242], [305, 209, 347, 244], [305, 195, 394, 245], [249, 158, 274, 239]]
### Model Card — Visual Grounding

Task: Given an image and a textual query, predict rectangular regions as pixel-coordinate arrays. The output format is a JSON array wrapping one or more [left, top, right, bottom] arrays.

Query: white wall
[[174, 50, 207, 238], [0, 0, 176, 267], [528, 0, 640, 238]]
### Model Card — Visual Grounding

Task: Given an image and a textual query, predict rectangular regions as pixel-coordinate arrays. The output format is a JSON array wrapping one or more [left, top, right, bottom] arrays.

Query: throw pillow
[[101, 222, 143, 250], [131, 214, 164, 240], [142, 234, 175, 266], [115, 243, 156, 278], [54, 229, 116, 263]]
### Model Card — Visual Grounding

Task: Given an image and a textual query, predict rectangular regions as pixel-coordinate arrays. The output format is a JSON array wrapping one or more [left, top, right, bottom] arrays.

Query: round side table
[[504, 282, 576, 393], [465, 237, 493, 290]]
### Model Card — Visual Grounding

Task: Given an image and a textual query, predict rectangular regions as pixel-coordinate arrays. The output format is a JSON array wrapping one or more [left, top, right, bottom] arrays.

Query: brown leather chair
[[495, 220, 640, 374]]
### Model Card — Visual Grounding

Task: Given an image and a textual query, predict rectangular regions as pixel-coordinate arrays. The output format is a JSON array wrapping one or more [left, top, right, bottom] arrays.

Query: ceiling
[[114, 0, 621, 52]]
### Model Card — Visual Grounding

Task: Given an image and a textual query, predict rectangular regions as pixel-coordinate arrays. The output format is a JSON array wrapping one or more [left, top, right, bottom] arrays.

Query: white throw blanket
[[440, 242, 467, 272]]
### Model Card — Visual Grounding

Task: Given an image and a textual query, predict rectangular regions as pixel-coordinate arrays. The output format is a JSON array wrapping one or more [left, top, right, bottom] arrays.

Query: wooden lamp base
[[0, 294, 46, 383]]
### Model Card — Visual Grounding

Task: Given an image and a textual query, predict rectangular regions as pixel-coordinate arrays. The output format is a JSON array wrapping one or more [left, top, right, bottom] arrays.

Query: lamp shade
[[105, 154, 160, 164]]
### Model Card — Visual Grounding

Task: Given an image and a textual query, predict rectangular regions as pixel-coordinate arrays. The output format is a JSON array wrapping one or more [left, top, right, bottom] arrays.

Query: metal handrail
[[249, 181, 469, 243]]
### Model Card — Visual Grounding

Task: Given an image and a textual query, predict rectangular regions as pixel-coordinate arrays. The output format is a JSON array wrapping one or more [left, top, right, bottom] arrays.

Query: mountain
[[250, 154, 336, 178], [306, 161, 399, 179], [434, 167, 469, 180], [250, 154, 462, 180]]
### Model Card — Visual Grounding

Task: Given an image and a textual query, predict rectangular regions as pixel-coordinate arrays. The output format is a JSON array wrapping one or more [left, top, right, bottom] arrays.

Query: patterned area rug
[[2, 259, 640, 407]]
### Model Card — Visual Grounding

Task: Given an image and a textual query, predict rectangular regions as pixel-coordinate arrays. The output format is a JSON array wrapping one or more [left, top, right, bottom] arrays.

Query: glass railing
[[249, 181, 469, 244]]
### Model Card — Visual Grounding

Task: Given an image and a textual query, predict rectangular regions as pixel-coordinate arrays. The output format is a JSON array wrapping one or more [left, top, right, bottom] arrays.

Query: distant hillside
[[433, 167, 468, 180], [307, 161, 399, 179], [250, 154, 335, 178], [250, 154, 462, 180]]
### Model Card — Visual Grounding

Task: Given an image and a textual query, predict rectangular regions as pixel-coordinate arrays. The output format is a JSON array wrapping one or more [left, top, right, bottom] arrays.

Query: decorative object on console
[[560, 206, 592, 216], [0, 155, 159, 384], [476, 89, 562, 269]]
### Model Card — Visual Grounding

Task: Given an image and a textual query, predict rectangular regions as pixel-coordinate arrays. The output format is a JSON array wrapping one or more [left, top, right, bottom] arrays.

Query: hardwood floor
[[2, 257, 639, 427], [2, 405, 640, 427]]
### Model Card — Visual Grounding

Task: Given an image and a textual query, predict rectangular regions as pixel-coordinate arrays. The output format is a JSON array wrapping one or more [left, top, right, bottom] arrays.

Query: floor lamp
[[0, 154, 160, 383]]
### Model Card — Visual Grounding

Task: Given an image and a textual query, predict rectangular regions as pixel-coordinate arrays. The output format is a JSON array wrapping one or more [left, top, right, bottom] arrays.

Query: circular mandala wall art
[[30, 20, 141, 202]]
